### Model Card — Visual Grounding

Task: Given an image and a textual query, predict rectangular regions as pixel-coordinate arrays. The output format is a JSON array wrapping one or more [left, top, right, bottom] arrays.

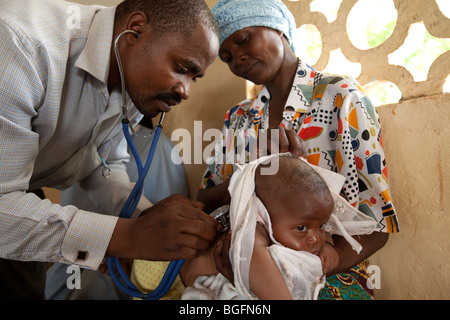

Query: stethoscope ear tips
[[133, 31, 141, 38]]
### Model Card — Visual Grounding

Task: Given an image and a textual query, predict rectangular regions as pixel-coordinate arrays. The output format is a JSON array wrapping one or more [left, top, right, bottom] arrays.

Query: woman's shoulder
[[313, 70, 367, 96]]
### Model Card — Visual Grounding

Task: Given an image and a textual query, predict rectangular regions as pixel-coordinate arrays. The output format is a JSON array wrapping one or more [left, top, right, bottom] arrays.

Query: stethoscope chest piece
[[210, 204, 230, 233]]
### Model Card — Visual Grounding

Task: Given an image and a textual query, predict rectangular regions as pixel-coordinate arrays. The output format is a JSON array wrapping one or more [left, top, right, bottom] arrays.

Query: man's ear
[[125, 11, 148, 40]]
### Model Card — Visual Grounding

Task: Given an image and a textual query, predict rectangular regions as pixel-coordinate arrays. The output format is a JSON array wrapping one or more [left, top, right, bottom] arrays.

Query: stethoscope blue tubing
[[107, 121, 184, 299]]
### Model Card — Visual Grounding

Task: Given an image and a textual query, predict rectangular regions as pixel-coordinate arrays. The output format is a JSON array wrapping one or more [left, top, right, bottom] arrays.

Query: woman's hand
[[261, 126, 306, 158]]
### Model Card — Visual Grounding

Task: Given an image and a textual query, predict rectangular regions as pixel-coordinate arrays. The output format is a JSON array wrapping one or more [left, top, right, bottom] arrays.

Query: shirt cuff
[[60, 210, 118, 270]]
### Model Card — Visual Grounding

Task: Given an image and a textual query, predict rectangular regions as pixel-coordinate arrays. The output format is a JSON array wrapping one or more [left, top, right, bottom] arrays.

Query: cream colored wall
[[371, 94, 450, 299], [72, 0, 121, 6]]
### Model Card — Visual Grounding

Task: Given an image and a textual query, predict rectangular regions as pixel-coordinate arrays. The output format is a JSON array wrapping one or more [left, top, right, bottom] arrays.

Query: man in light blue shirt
[[46, 116, 190, 300], [0, 0, 219, 299]]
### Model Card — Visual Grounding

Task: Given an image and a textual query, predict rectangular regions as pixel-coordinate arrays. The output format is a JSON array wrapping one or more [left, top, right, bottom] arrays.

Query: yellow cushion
[[130, 260, 185, 300]]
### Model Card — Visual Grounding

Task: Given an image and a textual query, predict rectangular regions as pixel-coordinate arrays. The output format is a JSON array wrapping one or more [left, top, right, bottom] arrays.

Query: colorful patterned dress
[[200, 59, 399, 299]]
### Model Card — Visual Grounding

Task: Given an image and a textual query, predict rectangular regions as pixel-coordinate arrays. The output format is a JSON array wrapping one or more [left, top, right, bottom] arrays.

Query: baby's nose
[[307, 232, 322, 254]]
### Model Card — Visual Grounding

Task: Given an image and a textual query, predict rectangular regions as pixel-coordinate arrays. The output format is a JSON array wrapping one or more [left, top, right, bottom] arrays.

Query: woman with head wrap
[[198, 0, 399, 300]]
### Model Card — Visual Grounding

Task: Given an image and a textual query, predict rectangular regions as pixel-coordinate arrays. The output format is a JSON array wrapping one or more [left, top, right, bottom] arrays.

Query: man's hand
[[106, 194, 220, 262]]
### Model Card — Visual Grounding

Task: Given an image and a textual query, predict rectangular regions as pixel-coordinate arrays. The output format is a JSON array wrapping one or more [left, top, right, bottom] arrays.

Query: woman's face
[[219, 26, 285, 84]]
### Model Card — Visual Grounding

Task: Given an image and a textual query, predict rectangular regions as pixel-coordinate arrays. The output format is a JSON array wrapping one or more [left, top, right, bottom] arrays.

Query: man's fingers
[[179, 211, 219, 242], [133, 196, 220, 261], [175, 233, 211, 256]]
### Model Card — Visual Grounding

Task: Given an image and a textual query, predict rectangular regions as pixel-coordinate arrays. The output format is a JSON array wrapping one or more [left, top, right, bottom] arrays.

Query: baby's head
[[255, 156, 334, 255]]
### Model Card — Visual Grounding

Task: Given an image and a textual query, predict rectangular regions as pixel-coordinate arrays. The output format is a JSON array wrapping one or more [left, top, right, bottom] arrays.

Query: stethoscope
[[106, 29, 184, 300]]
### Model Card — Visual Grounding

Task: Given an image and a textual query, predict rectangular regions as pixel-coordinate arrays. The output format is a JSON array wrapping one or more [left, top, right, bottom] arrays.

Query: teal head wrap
[[212, 0, 297, 54]]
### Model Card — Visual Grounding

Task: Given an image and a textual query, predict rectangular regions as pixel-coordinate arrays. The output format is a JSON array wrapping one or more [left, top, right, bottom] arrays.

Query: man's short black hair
[[115, 0, 218, 38]]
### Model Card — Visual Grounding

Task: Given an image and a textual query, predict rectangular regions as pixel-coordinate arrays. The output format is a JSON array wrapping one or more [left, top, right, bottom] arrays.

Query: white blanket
[[182, 154, 377, 300]]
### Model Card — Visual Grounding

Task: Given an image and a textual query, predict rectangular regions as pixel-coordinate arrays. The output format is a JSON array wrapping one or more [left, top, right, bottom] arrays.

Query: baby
[[132, 155, 376, 300], [180, 155, 338, 300]]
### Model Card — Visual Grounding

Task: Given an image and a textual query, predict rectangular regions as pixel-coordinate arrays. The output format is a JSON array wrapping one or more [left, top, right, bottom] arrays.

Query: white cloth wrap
[[228, 155, 327, 300], [182, 154, 377, 300]]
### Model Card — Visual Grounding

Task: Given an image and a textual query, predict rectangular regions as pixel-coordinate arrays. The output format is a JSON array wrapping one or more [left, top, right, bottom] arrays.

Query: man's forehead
[[177, 28, 218, 71]]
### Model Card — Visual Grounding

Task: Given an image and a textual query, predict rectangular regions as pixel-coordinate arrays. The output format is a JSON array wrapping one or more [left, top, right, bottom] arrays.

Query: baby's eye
[[296, 225, 306, 232]]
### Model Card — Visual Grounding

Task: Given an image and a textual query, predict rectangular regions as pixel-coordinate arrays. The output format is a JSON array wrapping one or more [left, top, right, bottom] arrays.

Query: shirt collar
[[284, 58, 316, 115], [75, 6, 116, 84], [249, 59, 316, 116], [248, 86, 271, 116]]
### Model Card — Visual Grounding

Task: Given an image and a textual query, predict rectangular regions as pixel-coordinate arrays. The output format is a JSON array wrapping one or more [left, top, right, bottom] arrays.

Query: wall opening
[[388, 22, 450, 82], [346, 0, 397, 50]]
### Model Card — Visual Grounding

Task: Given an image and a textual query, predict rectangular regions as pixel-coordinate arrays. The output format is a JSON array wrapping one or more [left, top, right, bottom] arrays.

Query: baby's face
[[268, 191, 334, 255]]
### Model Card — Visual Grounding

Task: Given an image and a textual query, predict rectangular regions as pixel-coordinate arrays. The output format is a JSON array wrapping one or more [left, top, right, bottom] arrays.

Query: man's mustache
[[154, 92, 182, 105]]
